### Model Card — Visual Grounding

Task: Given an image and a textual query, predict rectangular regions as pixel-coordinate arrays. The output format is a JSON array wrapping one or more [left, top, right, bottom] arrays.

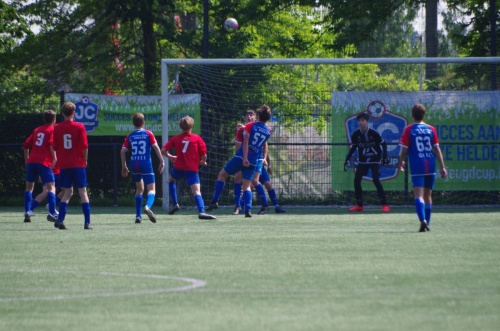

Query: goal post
[[161, 57, 500, 210]]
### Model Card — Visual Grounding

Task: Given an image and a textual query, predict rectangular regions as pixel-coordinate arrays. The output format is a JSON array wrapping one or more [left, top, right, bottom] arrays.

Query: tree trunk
[[425, 0, 438, 80], [141, 0, 157, 94]]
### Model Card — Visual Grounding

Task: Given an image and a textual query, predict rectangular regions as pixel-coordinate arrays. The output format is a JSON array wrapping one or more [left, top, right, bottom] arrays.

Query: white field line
[[0, 269, 206, 302]]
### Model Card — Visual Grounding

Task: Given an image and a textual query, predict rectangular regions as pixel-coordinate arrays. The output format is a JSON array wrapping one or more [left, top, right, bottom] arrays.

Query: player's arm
[[161, 142, 177, 164], [380, 138, 389, 165], [344, 138, 357, 171], [242, 131, 250, 166], [433, 145, 447, 178], [152, 143, 165, 174], [120, 147, 129, 177], [266, 154, 272, 175], [49, 146, 57, 170], [398, 146, 408, 173], [83, 148, 88, 167], [262, 142, 268, 167], [200, 154, 207, 166], [23, 148, 30, 165]]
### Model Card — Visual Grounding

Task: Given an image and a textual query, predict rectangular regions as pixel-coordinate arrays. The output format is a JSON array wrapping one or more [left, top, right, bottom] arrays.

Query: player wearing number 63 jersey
[[399, 103, 447, 232]]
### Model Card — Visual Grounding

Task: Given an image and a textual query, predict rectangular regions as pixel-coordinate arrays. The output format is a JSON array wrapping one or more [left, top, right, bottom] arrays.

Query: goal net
[[161, 58, 500, 210]]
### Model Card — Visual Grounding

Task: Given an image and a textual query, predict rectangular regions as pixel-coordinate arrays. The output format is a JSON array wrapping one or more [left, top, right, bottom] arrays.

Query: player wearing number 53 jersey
[[399, 103, 447, 232], [52, 102, 91, 230], [121, 113, 164, 224]]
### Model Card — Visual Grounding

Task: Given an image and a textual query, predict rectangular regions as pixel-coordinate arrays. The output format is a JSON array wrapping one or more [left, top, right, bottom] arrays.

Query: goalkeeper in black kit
[[344, 112, 390, 213]]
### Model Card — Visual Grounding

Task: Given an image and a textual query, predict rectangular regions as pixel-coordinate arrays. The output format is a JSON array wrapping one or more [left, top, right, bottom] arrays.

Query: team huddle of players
[[23, 102, 446, 232]]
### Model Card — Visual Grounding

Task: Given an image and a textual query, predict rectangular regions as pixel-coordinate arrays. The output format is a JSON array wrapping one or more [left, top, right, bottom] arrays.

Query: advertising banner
[[65, 94, 201, 136], [332, 91, 500, 191]]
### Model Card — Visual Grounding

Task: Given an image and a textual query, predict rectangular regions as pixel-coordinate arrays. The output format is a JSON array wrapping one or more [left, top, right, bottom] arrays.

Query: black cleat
[[419, 221, 430, 232], [168, 203, 180, 215], [274, 205, 286, 213], [206, 202, 219, 212], [232, 206, 241, 215], [144, 207, 157, 223], [245, 210, 252, 218], [57, 222, 67, 230], [135, 217, 142, 224], [24, 212, 31, 223], [47, 214, 58, 223], [198, 212, 217, 220], [257, 206, 269, 215], [84, 223, 93, 230]]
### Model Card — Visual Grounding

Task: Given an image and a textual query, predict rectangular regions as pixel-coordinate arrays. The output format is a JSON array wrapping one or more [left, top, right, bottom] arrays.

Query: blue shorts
[[224, 156, 256, 180], [259, 165, 270, 183], [133, 173, 155, 186], [26, 163, 55, 185], [54, 174, 60, 188], [170, 168, 200, 186], [411, 174, 436, 190], [59, 168, 88, 189]]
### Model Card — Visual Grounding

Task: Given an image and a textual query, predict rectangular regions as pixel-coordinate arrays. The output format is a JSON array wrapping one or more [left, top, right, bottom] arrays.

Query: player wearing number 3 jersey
[[399, 103, 447, 232]]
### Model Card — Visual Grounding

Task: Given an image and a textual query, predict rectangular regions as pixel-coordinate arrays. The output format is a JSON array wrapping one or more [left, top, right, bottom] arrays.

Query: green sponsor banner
[[65, 94, 201, 136], [332, 91, 500, 191]]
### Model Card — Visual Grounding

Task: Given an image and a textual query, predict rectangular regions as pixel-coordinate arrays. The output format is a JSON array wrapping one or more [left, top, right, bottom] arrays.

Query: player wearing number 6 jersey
[[399, 103, 447, 232], [121, 113, 164, 224], [161, 116, 215, 220], [52, 102, 92, 230]]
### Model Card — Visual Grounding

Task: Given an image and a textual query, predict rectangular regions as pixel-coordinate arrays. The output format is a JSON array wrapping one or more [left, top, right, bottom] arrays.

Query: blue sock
[[31, 200, 40, 210], [82, 202, 91, 225], [58, 202, 68, 222], [212, 180, 225, 203], [146, 193, 155, 209], [233, 183, 242, 206], [47, 192, 56, 215], [414, 198, 426, 223], [243, 190, 253, 211], [194, 194, 204, 213], [169, 182, 178, 204], [24, 191, 32, 213], [268, 188, 279, 207], [135, 194, 143, 218], [254, 184, 268, 207], [425, 203, 432, 225]]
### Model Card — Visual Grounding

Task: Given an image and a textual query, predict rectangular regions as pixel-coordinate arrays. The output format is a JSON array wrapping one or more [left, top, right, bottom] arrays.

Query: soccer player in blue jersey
[[207, 105, 272, 217], [121, 113, 165, 223], [399, 103, 447, 232]]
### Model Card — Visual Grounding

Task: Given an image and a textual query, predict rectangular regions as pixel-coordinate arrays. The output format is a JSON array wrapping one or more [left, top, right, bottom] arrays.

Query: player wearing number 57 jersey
[[121, 113, 164, 224], [207, 104, 272, 217], [52, 102, 91, 230], [399, 103, 447, 232]]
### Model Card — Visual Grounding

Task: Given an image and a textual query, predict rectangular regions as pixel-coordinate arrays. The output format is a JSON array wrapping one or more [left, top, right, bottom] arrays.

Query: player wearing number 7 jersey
[[161, 116, 216, 220], [52, 102, 92, 230], [398, 103, 447, 232], [121, 113, 165, 224]]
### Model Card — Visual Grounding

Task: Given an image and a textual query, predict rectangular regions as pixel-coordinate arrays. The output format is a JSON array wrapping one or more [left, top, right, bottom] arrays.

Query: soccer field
[[1, 206, 499, 331]]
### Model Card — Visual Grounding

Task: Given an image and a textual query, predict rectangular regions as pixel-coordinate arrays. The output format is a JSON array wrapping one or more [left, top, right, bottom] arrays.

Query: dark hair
[[257, 104, 271, 123], [61, 102, 76, 117], [356, 113, 369, 121], [43, 109, 56, 124], [411, 103, 426, 121], [244, 108, 256, 116], [132, 113, 145, 127]]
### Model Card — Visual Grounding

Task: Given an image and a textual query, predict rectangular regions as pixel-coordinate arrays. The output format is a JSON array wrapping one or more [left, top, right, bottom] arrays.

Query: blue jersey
[[122, 129, 158, 175], [399, 122, 440, 176], [235, 122, 271, 165]]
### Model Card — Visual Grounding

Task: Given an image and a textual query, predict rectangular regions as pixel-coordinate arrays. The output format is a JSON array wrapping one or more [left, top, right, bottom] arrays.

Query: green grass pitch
[[1, 206, 499, 331]]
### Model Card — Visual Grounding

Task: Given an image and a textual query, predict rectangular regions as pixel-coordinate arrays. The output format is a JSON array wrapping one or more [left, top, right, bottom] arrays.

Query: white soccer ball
[[224, 18, 238, 32]]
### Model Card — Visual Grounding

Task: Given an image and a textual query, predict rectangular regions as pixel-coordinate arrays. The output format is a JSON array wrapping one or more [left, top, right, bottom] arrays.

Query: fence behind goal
[[160, 58, 500, 209]]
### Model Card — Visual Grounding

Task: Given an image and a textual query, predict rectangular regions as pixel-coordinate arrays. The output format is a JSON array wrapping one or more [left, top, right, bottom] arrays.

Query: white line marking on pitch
[[0, 270, 206, 302]]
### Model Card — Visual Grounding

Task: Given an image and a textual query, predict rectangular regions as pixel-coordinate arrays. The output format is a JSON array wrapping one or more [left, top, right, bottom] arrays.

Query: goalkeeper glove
[[343, 159, 349, 172], [382, 154, 390, 165]]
